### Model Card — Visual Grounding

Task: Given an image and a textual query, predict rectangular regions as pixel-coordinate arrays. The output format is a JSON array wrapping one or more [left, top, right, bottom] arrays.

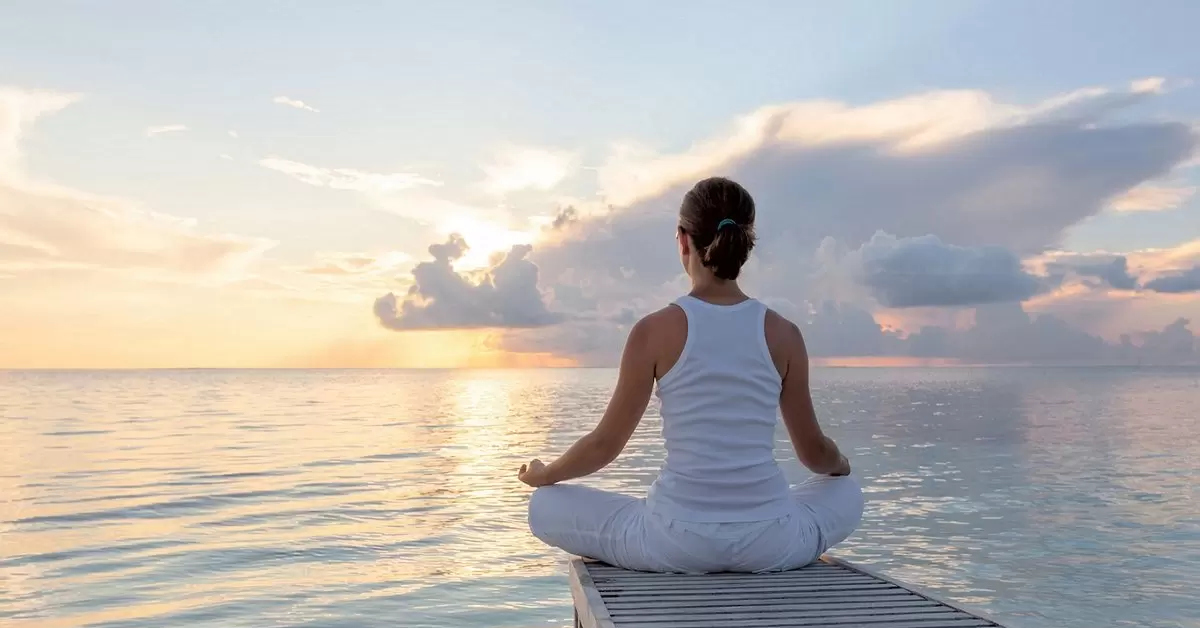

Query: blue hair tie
[[717, 218, 738, 231]]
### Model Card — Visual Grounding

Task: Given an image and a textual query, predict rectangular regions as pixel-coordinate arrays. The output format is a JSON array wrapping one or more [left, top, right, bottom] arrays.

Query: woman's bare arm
[[519, 315, 657, 486], [775, 316, 851, 476]]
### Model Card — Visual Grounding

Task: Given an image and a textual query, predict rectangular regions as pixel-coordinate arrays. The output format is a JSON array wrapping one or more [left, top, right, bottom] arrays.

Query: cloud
[[1126, 318, 1196, 362], [259, 157, 442, 193], [145, 124, 188, 137], [1130, 77, 1168, 94], [481, 146, 576, 196], [831, 232, 1047, 308], [0, 87, 78, 174], [550, 206, 579, 230], [272, 96, 319, 113], [1108, 183, 1196, 212], [374, 234, 561, 330], [503, 80, 1198, 363], [532, 80, 1197, 308], [0, 180, 273, 277], [1038, 253, 1140, 290], [1144, 265, 1200, 293], [299, 250, 411, 277], [1069, 256, 1140, 290], [0, 86, 273, 278], [228, 130, 239, 139], [803, 300, 1195, 364]]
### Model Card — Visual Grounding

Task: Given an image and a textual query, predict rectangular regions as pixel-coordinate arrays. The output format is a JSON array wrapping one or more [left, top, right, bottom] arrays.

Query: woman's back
[[648, 295, 793, 522]]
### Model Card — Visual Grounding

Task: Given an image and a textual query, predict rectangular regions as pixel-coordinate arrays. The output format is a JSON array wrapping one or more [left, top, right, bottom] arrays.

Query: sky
[[1, 0, 1199, 368]]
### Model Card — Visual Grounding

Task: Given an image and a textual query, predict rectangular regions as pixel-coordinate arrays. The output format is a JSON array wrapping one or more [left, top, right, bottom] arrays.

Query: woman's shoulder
[[763, 306, 802, 338], [763, 307, 806, 375], [633, 304, 687, 335]]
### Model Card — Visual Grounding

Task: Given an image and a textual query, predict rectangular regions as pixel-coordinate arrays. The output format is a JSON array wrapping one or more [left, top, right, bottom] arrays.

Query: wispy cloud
[[0, 87, 273, 279], [219, 154, 233, 161], [481, 146, 577, 196], [145, 124, 188, 137], [272, 96, 319, 113], [228, 130, 239, 139], [1109, 184, 1197, 212], [259, 156, 441, 193], [300, 250, 412, 276], [0, 87, 79, 174]]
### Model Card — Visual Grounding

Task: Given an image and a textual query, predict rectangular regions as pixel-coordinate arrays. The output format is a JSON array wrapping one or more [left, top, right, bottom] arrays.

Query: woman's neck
[[689, 274, 748, 304]]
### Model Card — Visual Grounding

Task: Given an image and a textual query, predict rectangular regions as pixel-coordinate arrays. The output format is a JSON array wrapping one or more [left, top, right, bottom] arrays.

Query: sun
[[438, 217, 534, 271]]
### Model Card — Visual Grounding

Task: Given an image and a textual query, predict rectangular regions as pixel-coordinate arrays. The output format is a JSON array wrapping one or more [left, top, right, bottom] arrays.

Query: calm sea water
[[1, 367, 1198, 628]]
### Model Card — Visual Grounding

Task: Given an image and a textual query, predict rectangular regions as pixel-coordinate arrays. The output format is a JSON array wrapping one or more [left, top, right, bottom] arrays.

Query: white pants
[[528, 475, 863, 573]]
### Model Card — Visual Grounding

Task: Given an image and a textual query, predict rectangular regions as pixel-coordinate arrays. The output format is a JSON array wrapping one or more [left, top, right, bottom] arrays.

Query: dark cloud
[[805, 301, 1194, 364], [952, 302, 1111, 363], [550, 206, 579, 230], [374, 235, 562, 330], [1144, 265, 1200, 294], [1127, 318, 1196, 362], [1045, 254, 1140, 290], [854, 233, 1046, 308], [1083, 257, 1139, 290], [800, 302, 896, 357]]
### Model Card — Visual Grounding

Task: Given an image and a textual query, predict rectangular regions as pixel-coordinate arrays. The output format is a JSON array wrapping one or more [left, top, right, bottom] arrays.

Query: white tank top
[[646, 295, 793, 522]]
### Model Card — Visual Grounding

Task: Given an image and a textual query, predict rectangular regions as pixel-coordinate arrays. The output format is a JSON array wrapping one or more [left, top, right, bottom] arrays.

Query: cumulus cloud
[[374, 234, 561, 330], [533, 80, 1196, 310], [145, 124, 188, 137], [1126, 318, 1196, 362], [1144, 266, 1200, 293], [499, 80, 1198, 364], [481, 145, 576, 196], [829, 232, 1047, 308], [260, 157, 442, 193], [1108, 183, 1196, 212], [798, 300, 1195, 364], [1070, 256, 1140, 290], [1039, 253, 1141, 290], [272, 96, 319, 112]]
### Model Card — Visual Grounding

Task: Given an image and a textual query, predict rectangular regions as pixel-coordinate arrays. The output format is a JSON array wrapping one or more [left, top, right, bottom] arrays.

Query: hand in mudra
[[518, 459, 551, 487], [830, 454, 852, 477]]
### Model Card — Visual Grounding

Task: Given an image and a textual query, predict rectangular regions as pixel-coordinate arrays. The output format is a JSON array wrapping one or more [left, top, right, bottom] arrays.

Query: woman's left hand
[[518, 459, 551, 487]]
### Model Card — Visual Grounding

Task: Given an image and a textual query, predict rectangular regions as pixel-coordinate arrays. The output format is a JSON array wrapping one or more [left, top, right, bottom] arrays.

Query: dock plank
[[568, 556, 1007, 628]]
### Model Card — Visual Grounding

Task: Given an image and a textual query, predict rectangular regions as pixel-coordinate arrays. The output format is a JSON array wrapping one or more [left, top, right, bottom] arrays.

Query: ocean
[[1, 367, 1197, 628]]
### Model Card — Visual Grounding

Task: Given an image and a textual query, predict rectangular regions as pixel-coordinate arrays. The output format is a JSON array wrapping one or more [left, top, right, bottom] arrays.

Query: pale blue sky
[[3, 0, 1197, 256]]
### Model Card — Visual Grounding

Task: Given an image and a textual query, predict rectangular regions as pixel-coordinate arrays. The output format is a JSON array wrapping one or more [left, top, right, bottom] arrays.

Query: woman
[[518, 177, 863, 573]]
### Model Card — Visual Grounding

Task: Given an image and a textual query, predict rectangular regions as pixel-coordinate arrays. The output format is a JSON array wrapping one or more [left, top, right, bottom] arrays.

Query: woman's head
[[677, 177, 756, 281]]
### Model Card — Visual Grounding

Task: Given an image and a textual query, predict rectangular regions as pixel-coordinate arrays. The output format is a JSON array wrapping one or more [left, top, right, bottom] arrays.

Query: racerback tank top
[[646, 295, 793, 522]]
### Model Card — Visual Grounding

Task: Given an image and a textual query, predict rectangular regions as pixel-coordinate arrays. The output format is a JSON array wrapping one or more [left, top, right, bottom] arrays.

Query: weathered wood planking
[[569, 555, 1007, 628]]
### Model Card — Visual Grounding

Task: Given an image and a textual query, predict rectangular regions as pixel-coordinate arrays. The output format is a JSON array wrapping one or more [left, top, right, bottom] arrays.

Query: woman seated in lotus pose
[[519, 176, 863, 574]]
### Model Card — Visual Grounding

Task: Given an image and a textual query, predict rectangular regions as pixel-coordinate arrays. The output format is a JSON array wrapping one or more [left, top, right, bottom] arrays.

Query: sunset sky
[[2, 1, 1199, 368]]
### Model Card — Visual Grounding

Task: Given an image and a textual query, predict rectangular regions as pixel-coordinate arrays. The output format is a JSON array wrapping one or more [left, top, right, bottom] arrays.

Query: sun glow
[[437, 218, 534, 271]]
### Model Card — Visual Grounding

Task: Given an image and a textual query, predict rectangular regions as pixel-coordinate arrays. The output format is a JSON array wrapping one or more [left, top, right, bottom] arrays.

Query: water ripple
[[1, 367, 1198, 627]]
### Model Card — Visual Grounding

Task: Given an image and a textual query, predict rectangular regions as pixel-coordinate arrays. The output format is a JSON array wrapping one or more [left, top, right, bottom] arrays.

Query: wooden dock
[[569, 556, 1007, 628]]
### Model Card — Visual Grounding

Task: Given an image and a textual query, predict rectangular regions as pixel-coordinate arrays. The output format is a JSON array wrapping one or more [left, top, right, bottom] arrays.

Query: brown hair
[[678, 177, 756, 280]]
